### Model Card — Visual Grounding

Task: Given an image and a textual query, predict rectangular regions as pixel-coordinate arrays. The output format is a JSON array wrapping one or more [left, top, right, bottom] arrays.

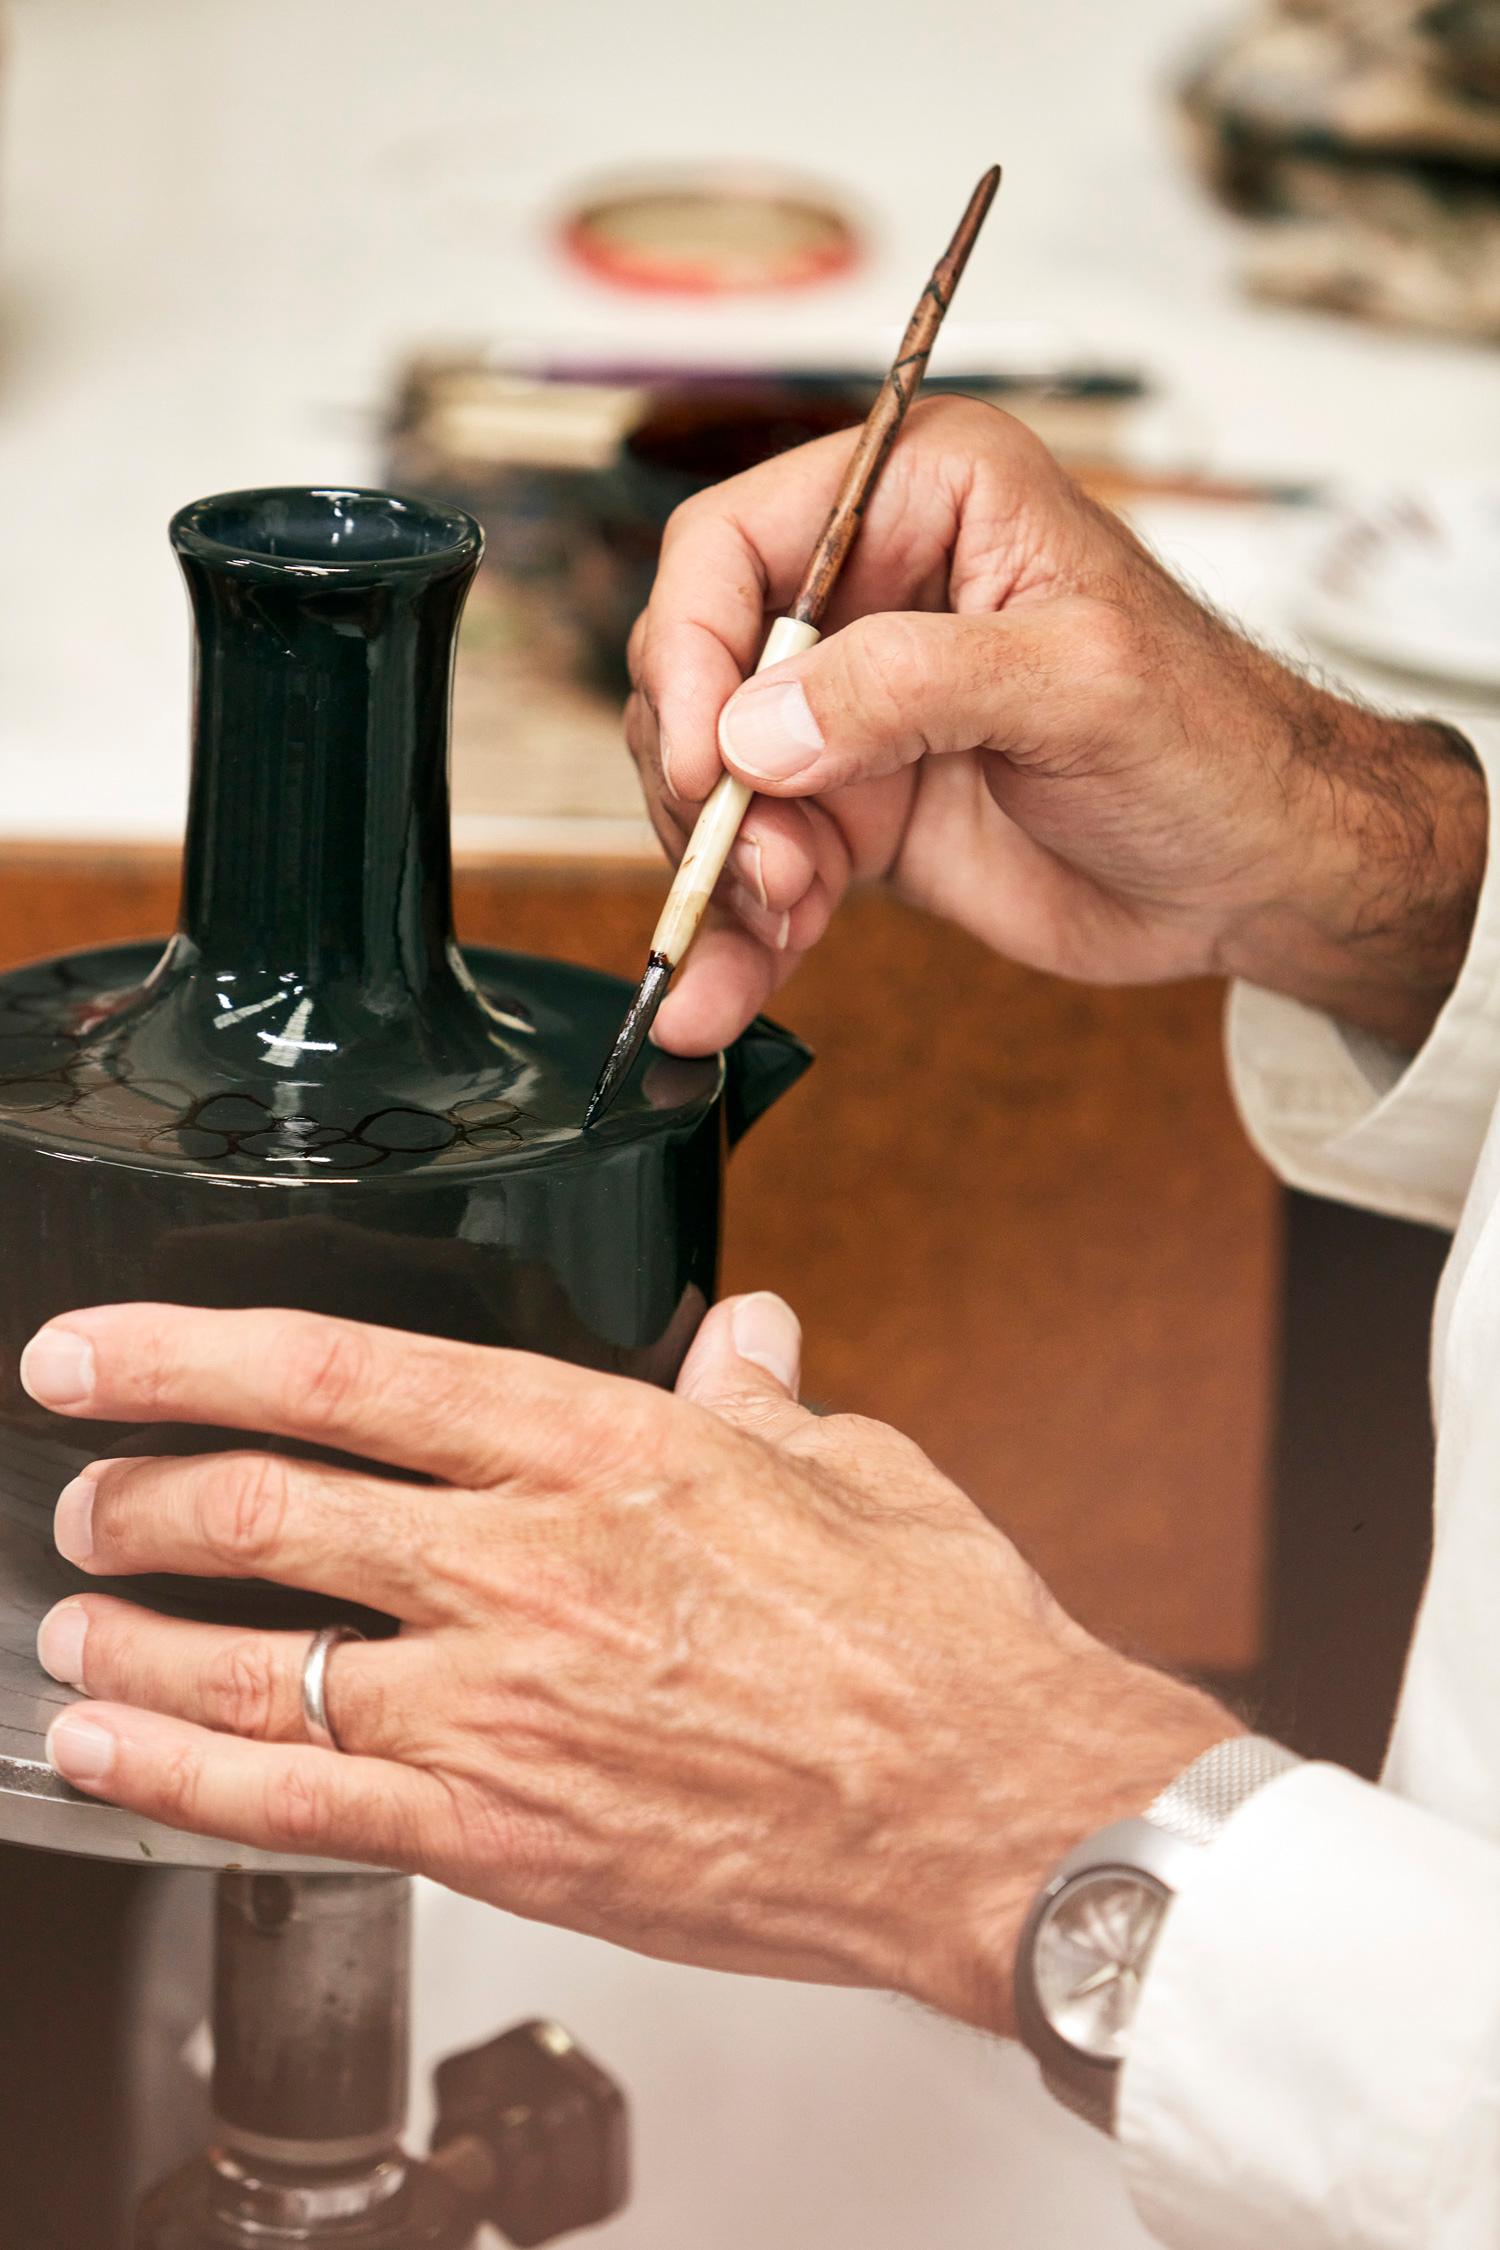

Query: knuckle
[[521, 1368, 674, 1494], [654, 1393, 727, 1493], [843, 613, 929, 733], [273, 1317, 369, 1436], [798, 1410, 923, 1479], [907, 392, 989, 449], [808, 1409, 886, 1452], [377, 1349, 485, 1475], [613, 1386, 673, 1470], [563, 1383, 674, 1496], [87, 1465, 145, 1566], [129, 1318, 181, 1415], [153, 1742, 203, 1829], [263, 1760, 331, 1851], [984, 403, 1054, 476], [206, 1634, 281, 1738], [203, 1453, 290, 1570], [354, 1493, 433, 1610], [911, 392, 1045, 466], [434, 1772, 540, 1890], [801, 1411, 960, 1522], [704, 1389, 794, 1443], [415, 1352, 486, 1434], [661, 488, 711, 547]]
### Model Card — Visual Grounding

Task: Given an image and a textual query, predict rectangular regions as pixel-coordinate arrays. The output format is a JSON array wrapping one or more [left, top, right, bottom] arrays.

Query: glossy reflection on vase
[[0, 488, 810, 1622]]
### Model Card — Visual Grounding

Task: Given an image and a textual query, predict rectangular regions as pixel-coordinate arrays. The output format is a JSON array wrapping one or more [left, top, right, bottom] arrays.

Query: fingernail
[[54, 1468, 100, 1566], [732, 1292, 802, 1391], [727, 885, 792, 951], [720, 681, 824, 782], [37, 1601, 89, 1689], [728, 833, 768, 906], [20, 1325, 97, 1409], [46, 1712, 117, 1785]]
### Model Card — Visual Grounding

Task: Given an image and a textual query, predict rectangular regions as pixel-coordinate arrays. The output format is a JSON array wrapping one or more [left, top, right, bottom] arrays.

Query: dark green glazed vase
[[0, 488, 810, 1622]]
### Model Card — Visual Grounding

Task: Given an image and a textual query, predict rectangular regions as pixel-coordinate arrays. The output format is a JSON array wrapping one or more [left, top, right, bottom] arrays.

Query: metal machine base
[[133, 1874, 628, 2249], [0, 1516, 628, 2245]]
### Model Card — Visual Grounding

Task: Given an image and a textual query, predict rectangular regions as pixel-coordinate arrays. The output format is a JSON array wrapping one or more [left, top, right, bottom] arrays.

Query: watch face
[[1033, 1869, 1169, 2062]]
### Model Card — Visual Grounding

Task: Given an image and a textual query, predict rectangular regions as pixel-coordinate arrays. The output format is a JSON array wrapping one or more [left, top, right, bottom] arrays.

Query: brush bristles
[[581, 956, 674, 1129]]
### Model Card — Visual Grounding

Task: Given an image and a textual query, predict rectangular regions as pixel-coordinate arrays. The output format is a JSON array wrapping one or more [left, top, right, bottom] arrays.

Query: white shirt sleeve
[[1227, 717, 1500, 1231], [1113, 714, 1500, 2246], [1117, 1764, 1500, 2250]]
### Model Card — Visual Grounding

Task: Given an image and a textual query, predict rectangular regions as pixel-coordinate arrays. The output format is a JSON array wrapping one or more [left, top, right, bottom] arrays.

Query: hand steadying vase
[[0, 487, 809, 1624]]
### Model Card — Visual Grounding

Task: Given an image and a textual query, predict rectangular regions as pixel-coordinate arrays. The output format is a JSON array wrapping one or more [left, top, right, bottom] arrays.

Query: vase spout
[[723, 1016, 813, 1148]]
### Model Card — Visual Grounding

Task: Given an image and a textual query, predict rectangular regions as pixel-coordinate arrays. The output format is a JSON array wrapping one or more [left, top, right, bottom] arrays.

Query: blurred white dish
[[1297, 484, 1500, 691]]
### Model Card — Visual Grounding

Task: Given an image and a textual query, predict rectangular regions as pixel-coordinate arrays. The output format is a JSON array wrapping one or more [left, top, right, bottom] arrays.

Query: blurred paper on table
[[1297, 482, 1500, 689]]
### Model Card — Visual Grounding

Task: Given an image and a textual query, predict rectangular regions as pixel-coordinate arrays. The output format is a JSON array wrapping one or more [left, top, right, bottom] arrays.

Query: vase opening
[[171, 488, 482, 580]]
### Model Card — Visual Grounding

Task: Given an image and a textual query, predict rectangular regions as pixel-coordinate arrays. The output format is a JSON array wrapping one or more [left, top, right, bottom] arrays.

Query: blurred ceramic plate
[[1297, 485, 1500, 690]]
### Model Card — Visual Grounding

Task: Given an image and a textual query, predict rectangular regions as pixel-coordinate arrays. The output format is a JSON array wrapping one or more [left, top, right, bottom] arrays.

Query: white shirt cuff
[[1227, 718, 1500, 1232], [1117, 1763, 1500, 2250]]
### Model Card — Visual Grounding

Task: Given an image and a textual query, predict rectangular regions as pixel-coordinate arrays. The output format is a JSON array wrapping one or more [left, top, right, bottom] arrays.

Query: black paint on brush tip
[[582, 952, 675, 1130]]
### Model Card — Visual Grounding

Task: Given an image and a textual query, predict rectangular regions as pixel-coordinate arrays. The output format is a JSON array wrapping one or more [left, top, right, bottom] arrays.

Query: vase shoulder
[[0, 940, 723, 1182]]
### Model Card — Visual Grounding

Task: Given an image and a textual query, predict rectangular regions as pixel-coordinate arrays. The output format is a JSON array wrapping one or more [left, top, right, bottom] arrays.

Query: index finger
[[637, 427, 863, 803], [635, 395, 1055, 804], [20, 1304, 657, 1490]]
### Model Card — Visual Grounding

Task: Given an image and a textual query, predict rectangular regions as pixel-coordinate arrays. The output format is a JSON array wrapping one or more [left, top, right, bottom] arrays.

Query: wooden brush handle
[[648, 165, 1000, 972], [791, 163, 1000, 627]]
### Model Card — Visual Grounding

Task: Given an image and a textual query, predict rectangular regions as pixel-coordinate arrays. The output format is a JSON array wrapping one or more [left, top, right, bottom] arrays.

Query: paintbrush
[[582, 163, 1002, 1130]]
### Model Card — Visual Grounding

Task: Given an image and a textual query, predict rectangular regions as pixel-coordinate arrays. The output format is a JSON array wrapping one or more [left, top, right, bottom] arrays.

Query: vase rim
[[170, 486, 483, 585]]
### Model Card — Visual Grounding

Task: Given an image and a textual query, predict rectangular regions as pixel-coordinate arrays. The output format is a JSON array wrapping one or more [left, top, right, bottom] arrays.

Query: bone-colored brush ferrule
[[649, 616, 821, 965]]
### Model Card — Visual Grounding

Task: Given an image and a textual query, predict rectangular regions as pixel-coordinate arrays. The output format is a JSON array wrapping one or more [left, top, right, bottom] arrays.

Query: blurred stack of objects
[[1180, 0, 1500, 336]]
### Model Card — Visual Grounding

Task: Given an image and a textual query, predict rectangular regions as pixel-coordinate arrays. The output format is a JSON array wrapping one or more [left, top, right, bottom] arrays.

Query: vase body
[[0, 488, 809, 1623]]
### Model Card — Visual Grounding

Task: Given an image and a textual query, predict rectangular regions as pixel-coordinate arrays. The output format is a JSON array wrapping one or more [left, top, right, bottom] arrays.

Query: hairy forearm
[[1220, 701, 1488, 1052]]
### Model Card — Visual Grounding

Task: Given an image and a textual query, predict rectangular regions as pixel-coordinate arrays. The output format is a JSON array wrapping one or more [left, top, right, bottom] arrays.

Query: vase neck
[[171, 489, 482, 1012]]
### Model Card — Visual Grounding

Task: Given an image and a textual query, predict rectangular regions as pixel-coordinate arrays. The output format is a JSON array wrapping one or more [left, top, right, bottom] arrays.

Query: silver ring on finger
[[301, 1623, 366, 1754]]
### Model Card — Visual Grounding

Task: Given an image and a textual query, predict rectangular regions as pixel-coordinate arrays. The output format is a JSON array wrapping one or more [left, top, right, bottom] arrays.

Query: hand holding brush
[[583, 164, 1003, 1126]]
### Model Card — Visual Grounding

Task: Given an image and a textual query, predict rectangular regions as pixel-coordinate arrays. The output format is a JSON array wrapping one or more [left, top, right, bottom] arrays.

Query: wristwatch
[[1013, 1734, 1301, 2133]]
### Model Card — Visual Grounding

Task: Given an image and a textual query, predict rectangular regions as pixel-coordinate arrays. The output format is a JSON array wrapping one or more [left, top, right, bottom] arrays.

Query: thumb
[[674, 1292, 809, 1442], [717, 611, 1004, 796]]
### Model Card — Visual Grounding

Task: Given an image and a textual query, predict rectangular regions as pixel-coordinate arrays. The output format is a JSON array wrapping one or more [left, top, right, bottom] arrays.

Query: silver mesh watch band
[[1145, 1733, 1303, 1847], [1016, 1732, 1302, 2135]]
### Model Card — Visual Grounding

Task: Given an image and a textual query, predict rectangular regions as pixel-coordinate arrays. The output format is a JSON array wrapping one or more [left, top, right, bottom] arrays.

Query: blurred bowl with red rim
[[557, 165, 865, 297]]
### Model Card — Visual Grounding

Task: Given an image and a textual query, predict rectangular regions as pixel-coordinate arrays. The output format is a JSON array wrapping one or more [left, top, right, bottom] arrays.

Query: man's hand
[[28, 1298, 1231, 2036], [627, 396, 1486, 1055]]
